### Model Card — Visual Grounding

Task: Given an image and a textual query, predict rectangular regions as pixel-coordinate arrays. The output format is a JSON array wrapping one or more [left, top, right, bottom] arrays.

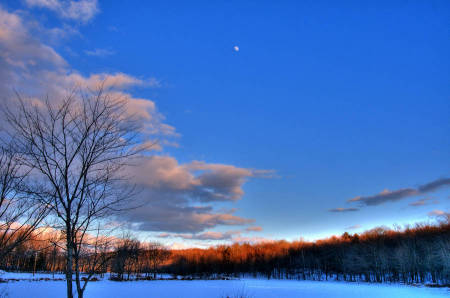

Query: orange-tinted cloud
[[245, 226, 263, 232]]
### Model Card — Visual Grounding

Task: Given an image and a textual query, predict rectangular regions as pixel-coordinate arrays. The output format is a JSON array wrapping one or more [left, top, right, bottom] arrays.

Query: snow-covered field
[[0, 272, 448, 298]]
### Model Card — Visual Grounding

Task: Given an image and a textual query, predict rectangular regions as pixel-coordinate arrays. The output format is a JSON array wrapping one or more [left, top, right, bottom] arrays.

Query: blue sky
[[1, 0, 449, 247]]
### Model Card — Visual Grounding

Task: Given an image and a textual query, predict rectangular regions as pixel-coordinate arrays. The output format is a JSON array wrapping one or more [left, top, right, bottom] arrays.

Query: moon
[[233, 46, 239, 52]]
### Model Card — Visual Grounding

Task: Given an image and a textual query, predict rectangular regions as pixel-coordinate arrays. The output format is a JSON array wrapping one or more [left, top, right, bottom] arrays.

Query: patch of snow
[[0, 273, 447, 298]]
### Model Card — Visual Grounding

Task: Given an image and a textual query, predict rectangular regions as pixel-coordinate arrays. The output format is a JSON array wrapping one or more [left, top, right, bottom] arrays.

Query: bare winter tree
[[4, 86, 150, 298], [145, 242, 170, 278], [111, 235, 141, 281], [0, 144, 48, 261], [75, 224, 116, 281]]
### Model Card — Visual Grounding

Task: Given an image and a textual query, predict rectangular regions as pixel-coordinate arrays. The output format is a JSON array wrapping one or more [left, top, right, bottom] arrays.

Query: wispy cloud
[[329, 207, 359, 212], [409, 197, 437, 207], [245, 226, 263, 232], [348, 178, 450, 206], [428, 210, 448, 217], [156, 228, 265, 241], [159, 231, 241, 241], [346, 224, 361, 230], [25, 0, 99, 23], [84, 48, 115, 57], [419, 179, 450, 193], [158, 231, 273, 245], [232, 236, 274, 244], [107, 25, 118, 32]]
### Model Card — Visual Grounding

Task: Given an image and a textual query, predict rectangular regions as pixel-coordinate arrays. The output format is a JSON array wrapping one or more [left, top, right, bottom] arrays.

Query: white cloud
[[25, 0, 61, 10], [0, 7, 172, 139], [0, 8, 66, 99], [25, 0, 99, 23]]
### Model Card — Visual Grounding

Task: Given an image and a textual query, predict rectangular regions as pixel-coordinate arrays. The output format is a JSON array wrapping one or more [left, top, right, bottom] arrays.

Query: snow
[[0, 273, 448, 298]]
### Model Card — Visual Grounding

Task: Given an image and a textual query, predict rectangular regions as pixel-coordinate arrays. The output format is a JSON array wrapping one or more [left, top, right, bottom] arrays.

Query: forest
[[1, 219, 448, 285]]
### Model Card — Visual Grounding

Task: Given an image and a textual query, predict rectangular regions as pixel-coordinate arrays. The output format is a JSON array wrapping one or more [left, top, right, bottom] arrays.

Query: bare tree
[[4, 86, 148, 298], [111, 235, 141, 281], [76, 224, 116, 282], [145, 242, 170, 278], [0, 144, 48, 261]]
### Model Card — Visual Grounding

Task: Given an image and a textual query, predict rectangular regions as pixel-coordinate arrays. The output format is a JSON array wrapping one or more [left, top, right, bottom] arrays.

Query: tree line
[[1, 219, 448, 286], [166, 219, 450, 285], [0, 230, 170, 281]]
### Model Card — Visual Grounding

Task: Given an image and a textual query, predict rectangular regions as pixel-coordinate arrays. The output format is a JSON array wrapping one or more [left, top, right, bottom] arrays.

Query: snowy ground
[[0, 272, 448, 298]]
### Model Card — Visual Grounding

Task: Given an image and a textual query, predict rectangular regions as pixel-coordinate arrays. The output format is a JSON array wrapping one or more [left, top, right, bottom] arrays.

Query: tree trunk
[[75, 255, 84, 298], [66, 229, 73, 298]]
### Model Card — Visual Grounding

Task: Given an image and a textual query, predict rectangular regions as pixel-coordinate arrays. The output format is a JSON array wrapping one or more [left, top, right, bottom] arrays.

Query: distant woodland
[[1, 219, 448, 285]]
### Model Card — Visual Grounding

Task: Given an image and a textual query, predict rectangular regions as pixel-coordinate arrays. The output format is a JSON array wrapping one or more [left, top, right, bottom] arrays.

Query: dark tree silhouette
[[4, 86, 149, 298], [0, 144, 48, 261]]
